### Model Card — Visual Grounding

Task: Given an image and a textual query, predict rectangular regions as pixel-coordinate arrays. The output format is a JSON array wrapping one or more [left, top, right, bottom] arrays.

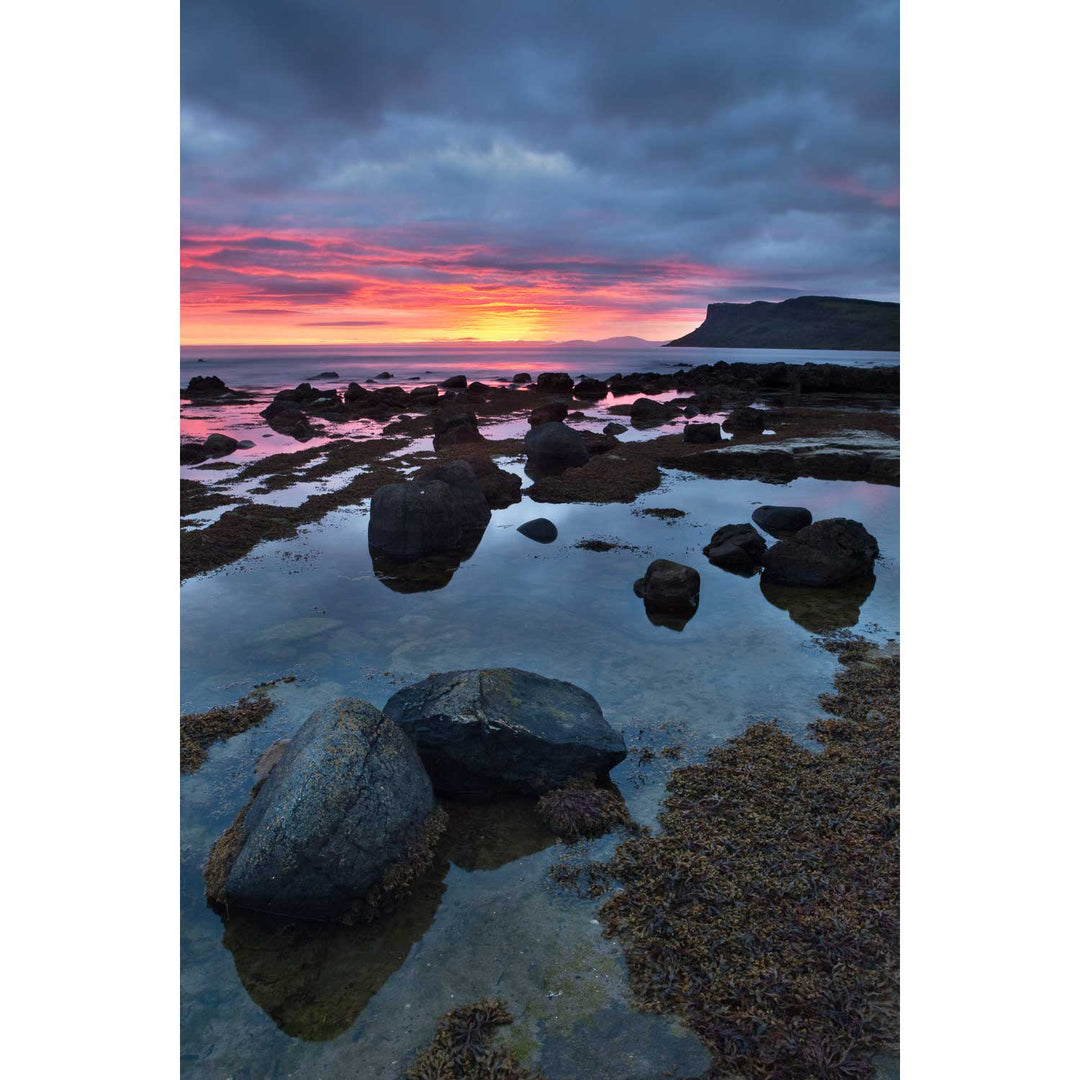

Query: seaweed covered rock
[[683, 422, 722, 444], [702, 523, 766, 575], [204, 698, 444, 922], [384, 668, 627, 799], [761, 517, 879, 587], [524, 421, 589, 469], [368, 460, 491, 561], [751, 504, 812, 535], [460, 454, 522, 509], [432, 404, 484, 450]]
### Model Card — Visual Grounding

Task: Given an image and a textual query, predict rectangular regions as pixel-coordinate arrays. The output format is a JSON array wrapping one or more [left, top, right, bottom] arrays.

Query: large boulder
[[525, 421, 589, 469], [460, 454, 522, 509], [603, 422, 628, 436], [683, 422, 722, 444], [433, 404, 484, 450], [536, 372, 575, 395], [752, 505, 812, 535], [368, 460, 491, 561], [702, 523, 766, 575], [722, 406, 767, 433], [574, 377, 608, 399], [761, 518, 879, 587], [529, 401, 569, 426], [633, 559, 700, 614], [512, 372, 532, 383], [344, 382, 371, 403], [202, 433, 240, 457], [630, 398, 681, 426], [204, 698, 443, 922], [184, 374, 232, 397], [440, 375, 467, 389], [384, 669, 627, 799], [517, 517, 558, 543]]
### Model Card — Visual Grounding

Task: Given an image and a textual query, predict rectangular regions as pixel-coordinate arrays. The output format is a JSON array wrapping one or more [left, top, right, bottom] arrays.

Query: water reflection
[[442, 798, 556, 871], [643, 601, 698, 632], [759, 575, 876, 633], [369, 526, 487, 593]]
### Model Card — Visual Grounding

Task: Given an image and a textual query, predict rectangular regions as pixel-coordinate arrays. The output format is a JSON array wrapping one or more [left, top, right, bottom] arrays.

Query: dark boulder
[[440, 375, 467, 389], [573, 377, 608, 399], [376, 371, 394, 380], [683, 422, 722, 444], [761, 518, 879, 587], [603, 422, 628, 436], [567, 410, 586, 420], [344, 382, 371, 403], [630, 398, 681, 426], [536, 372, 574, 395], [633, 559, 700, 619], [722, 406, 767, 433], [204, 698, 442, 922], [529, 400, 569, 426], [408, 384, 440, 407], [524, 421, 589, 469], [702, 523, 766, 575], [517, 518, 558, 544], [384, 668, 627, 799], [203, 433, 240, 457], [432, 404, 484, 450], [368, 460, 491, 561], [460, 454, 522, 509], [466, 381, 491, 396], [180, 442, 209, 465], [312, 370, 339, 379], [184, 374, 232, 397], [751, 505, 813, 535], [512, 372, 532, 383]]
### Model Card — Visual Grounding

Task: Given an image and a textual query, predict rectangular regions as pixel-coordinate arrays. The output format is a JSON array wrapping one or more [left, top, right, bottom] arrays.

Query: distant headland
[[666, 295, 899, 350]]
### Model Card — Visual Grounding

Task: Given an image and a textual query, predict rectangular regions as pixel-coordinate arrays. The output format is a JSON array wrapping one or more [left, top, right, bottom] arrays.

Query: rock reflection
[[442, 798, 557, 871], [760, 575, 876, 633], [369, 526, 485, 593], [219, 859, 448, 1041], [644, 602, 697, 632]]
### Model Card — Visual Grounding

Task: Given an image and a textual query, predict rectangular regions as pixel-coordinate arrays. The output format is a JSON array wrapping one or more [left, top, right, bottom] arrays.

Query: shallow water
[[181, 455, 898, 1077]]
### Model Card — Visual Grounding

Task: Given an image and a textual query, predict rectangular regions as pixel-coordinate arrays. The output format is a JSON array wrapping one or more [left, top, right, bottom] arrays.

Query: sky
[[181, 0, 899, 346]]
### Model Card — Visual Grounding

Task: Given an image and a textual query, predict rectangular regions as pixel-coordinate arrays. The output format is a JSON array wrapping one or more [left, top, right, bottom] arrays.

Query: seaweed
[[536, 783, 633, 840], [405, 999, 543, 1080], [180, 689, 277, 773], [598, 641, 899, 1079], [203, 779, 265, 904]]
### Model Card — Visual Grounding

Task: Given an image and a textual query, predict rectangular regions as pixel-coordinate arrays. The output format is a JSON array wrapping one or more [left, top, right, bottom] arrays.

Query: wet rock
[[633, 559, 700, 615], [683, 405, 700, 418], [408, 384, 439, 406], [432, 404, 485, 450], [761, 518, 879, 587], [237, 440, 255, 449], [536, 372, 574, 395], [512, 372, 532, 383], [524, 421, 589, 469], [180, 442, 209, 465], [369, 460, 491, 561], [752, 505, 813, 535], [206, 698, 442, 921], [702, 523, 767, 575], [517, 517, 558, 544], [567, 410, 586, 420], [603, 422, 627, 436], [440, 375, 467, 389], [466, 381, 491, 396], [722, 405, 767, 433], [461, 454, 522, 509], [573, 377, 608, 399], [630, 397, 681, 426], [202, 433, 240, 457], [183, 374, 233, 398], [376, 371, 394, 380], [529, 400, 569, 426], [384, 668, 627, 799], [683, 422, 722, 444], [344, 382, 370, 403], [312, 370, 339, 379], [253, 739, 291, 784]]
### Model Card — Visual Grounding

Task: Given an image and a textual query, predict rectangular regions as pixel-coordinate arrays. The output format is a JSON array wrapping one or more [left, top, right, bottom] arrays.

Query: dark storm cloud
[[181, 0, 898, 305]]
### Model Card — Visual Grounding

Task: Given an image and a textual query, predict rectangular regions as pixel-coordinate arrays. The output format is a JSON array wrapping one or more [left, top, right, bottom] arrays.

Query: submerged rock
[[702, 523, 766, 575], [761, 518, 879, 587], [752, 505, 813, 535], [517, 517, 558, 544], [633, 559, 701, 619], [384, 668, 627, 799], [368, 460, 491, 561], [204, 698, 444, 922], [524, 421, 589, 469]]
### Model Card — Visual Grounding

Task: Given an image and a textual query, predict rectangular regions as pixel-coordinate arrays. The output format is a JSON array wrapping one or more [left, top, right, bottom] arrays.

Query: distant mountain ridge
[[666, 295, 899, 350]]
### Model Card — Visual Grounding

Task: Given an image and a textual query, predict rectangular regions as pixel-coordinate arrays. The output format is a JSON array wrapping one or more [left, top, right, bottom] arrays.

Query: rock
[[344, 382, 370, 403], [384, 669, 627, 799], [440, 375, 467, 389], [184, 374, 231, 397], [408, 384, 439, 406], [376, 371, 394, 380], [524, 421, 590, 469], [206, 698, 442, 921], [603, 422, 628, 435], [466, 381, 491, 396], [529, 400, 569, 426], [573, 377, 608, 399], [630, 397, 681, 425], [517, 518, 558, 544], [512, 372, 532, 383], [432, 404, 484, 450], [312, 371, 339, 379], [536, 372, 574, 395], [237, 440, 255, 449], [253, 739, 291, 784], [751, 505, 813, 535], [702, 523, 766, 575], [180, 442, 209, 465], [633, 559, 700, 614], [761, 518, 879, 587], [683, 405, 700, 418], [683, 422, 722, 444], [722, 406, 767, 433], [368, 460, 491, 561], [202, 433, 240, 457], [567, 410, 586, 420], [459, 454, 522, 509]]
